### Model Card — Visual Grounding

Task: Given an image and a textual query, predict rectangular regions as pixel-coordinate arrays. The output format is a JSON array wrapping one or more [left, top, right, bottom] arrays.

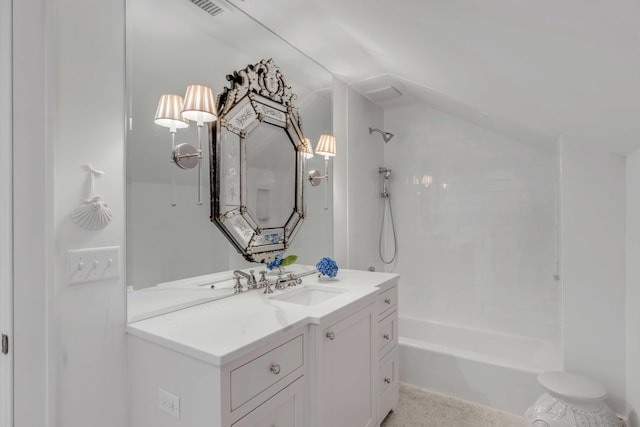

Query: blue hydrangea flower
[[316, 257, 338, 278], [266, 254, 283, 270]]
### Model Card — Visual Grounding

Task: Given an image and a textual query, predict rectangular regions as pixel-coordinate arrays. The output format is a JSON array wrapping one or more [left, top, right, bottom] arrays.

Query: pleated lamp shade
[[181, 84, 217, 124], [302, 138, 314, 159], [154, 94, 190, 130], [315, 134, 336, 157]]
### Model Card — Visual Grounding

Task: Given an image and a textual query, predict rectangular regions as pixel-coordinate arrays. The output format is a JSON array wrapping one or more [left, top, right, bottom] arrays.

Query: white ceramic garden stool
[[524, 371, 620, 427]]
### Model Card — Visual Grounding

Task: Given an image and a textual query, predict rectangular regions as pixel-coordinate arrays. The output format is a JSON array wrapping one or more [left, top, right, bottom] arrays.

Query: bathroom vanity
[[127, 267, 399, 426], [124, 11, 391, 424]]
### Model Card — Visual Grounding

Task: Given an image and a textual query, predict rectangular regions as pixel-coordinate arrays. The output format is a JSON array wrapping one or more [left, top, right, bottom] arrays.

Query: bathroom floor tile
[[381, 383, 524, 427]]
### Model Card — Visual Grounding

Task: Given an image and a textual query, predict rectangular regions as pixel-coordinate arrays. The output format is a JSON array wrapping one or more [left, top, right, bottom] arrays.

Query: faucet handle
[[274, 272, 286, 290], [259, 270, 268, 283], [233, 274, 244, 294], [263, 279, 274, 294], [286, 273, 300, 287], [258, 270, 271, 292]]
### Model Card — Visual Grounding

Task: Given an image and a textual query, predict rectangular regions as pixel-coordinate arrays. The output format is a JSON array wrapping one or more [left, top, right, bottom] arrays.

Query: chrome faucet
[[274, 273, 303, 290], [231, 268, 317, 296], [232, 275, 243, 294], [234, 269, 257, 289]]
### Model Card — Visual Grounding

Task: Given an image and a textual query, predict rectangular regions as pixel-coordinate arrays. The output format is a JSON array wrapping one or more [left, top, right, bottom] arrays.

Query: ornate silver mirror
[[211, 59, 306, 263]]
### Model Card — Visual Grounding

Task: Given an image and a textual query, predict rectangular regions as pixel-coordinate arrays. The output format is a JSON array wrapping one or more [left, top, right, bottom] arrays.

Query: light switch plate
[[67, 246, 120, 285]]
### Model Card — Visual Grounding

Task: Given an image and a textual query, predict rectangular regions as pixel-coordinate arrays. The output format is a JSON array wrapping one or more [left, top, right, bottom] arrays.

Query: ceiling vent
[[364, 86, 403, 103], [189, 0, 226, 17]]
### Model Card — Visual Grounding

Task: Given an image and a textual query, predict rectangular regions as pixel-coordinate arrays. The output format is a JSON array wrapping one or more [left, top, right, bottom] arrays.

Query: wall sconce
[[301, 137, 314, 159], [308, 134, 336, 209], [154, 94, 190, 207], [154, 84, 216, 206], [181, 84, 217, 205]]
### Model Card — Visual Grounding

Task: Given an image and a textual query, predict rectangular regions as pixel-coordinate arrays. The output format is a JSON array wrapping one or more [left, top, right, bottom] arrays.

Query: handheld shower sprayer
[[369, 127, 394, 143], [379, 167, 392, 181], [379, 168, 392, 198]]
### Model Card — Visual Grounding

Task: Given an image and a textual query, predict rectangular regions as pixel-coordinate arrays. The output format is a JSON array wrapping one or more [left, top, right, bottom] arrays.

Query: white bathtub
[[399, 317, 561, 415]]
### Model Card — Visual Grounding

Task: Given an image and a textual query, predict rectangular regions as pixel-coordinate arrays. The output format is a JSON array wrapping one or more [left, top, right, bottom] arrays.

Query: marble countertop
[[126, 266, 399, 366], [127, 269, 241, 323]]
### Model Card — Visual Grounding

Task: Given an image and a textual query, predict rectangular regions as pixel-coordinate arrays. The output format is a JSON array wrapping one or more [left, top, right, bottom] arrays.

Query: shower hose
[[379, 188, 398, 264]]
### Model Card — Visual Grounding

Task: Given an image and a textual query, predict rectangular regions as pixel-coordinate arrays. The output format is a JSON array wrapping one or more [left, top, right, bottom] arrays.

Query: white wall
[[384, 103, 561, 344], [12, 0, 51, 425], [0, 1, 13, 425], [52, 0, 128, 425], [333, 81, 385, 271], [560, 139, 626, 415], [626, 148, 640, 427], [348, 87, 385, 272]]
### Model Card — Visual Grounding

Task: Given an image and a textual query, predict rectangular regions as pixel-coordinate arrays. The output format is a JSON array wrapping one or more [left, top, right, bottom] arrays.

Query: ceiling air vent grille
[[364, 86, 403, 103], [189, 0, 225, 17]]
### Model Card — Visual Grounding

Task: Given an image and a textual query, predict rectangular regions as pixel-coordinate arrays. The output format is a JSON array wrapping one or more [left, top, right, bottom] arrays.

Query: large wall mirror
[[126, 0, 333, 293]]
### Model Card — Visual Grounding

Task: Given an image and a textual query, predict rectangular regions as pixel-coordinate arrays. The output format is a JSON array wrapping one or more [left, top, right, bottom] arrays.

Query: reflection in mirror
[[126, 0, 333, 294], [246, 124, 295, 229]]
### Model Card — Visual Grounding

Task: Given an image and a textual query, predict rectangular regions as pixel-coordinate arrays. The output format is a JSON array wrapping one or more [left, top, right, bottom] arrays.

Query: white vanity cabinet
[[314, 303, 377, 427], [310, 281, 399, 427], [127, 268, 400, 427], [128, 327, 308, 427], [376, 284, 399, 423]]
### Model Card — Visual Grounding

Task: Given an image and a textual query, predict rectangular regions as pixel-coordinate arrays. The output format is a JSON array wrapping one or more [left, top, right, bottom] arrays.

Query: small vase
[[318, 273, 336, 282]]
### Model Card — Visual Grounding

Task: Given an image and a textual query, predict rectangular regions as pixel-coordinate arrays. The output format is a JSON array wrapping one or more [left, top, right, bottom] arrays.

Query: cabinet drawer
[[377, 286, 397, 317], [230, 335, 304, 411], [378, 348, 399, 397], [378, 310, 397, 359], [232, 376, 304, 427], [379, 375, 399, 423]]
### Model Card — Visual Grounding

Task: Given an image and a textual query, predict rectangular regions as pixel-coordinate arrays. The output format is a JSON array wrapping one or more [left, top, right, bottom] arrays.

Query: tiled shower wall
[[384, 104, 561, 344]]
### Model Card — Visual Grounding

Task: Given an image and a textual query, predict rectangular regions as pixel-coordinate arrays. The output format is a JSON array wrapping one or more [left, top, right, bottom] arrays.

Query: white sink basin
[[270, 285, 347, 306]]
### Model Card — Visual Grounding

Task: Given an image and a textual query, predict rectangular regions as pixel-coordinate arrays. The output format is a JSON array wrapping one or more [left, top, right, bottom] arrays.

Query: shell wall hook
[[71, 163, 113, 230]]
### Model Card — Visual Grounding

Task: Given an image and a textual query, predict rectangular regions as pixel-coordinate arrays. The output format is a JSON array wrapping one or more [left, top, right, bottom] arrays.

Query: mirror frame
[[210, 59, 307, 263]]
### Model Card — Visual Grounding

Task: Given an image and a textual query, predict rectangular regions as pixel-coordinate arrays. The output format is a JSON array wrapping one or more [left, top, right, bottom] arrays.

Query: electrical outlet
[[67, 246, 120, 285], [158, 388, 180, 419]]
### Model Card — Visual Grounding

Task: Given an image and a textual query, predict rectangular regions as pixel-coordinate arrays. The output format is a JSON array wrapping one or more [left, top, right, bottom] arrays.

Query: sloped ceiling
[[231, 0, 640, 154]]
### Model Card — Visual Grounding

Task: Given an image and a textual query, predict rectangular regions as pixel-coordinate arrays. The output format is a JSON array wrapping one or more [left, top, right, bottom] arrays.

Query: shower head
[[369, 127, 394, 143], [379, 167, 392, 179]]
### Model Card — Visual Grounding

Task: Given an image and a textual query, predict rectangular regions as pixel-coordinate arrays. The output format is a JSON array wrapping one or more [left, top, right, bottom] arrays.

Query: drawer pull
[[270, 363, 281, 375], [383, 334, 390, 341], [326, 331, 335, 340], [384, 377, 391, 384], [384, 298, 391, 305]]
